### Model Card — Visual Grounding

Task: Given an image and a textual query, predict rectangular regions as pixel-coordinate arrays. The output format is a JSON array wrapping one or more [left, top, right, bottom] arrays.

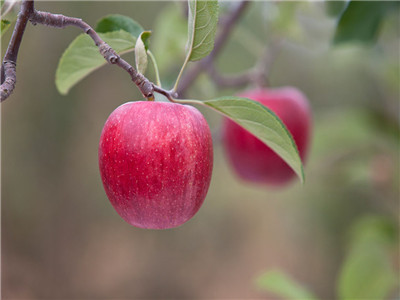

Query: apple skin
[[223, 87, 311, 186], [99, 101, 213, 229]]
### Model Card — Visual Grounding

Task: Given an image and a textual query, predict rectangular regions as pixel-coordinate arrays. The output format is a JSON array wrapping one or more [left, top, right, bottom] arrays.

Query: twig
[[1, 0, 33, 101], [176, 0, 250, 97], [1, 0, 174, 102]]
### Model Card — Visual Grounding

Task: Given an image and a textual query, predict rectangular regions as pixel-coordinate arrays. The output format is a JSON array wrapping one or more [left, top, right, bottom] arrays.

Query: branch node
[[99, 43, 118, 64], [170, 90, 178, 99], [1, 61, 17, 101]]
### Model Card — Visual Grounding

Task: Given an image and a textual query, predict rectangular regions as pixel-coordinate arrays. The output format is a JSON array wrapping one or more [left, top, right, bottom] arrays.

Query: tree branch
[[176, 0, 250, 97], [1, 0, 256, 103], [1, 0, 33, 101], [1, 0, 170, 102]]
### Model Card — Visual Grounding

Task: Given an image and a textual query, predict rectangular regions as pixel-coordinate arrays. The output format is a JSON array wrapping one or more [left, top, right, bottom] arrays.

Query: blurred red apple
[[223, 87, 311, 186], [99, 101, 213, 229]]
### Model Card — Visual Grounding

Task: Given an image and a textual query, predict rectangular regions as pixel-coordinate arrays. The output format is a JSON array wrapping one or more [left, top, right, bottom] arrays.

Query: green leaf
[[256, 270, 318, 300], [333, 1, 400, 44], [95, 14, 143, 38], [135, 31, 151, 74], [337, 216, 399, 300], [0, 19, 10, 37], [139, 31, 151, 51], [55, 30, 135, 95], [186, 0, 219, 62], [203, 97, 305, 183]]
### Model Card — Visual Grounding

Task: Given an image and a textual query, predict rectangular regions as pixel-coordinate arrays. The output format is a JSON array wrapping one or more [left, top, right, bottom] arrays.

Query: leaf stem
[[147, 50, 162, 88], [172, 55, 190, 93]]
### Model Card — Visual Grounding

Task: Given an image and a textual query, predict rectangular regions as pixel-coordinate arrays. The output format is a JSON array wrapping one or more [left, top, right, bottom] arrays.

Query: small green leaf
[[55, 30, 135, 95], [203, 97, 305, 183], [0, 19, 10, 36], [95, 14, 143, 38], [135, 31, 151, 74], [256, 270, 318, 300], [333, 1, 400, 44], [186, 0, 219, 62]]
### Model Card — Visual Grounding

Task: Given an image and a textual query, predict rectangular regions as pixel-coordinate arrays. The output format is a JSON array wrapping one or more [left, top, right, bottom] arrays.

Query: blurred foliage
[[256, 270, 318, 300], [1, 1, 399, 299], [337, 216, 398, 299], [0, 0, 18, 37], [257, 216, 399, 300], [333, 1, 400, 45]]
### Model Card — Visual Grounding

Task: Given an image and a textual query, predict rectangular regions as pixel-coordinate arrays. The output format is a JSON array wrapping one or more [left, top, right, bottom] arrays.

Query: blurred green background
[[2, 1, 399, 299]]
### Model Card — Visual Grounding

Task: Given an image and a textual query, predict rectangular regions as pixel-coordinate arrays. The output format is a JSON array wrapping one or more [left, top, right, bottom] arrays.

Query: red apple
[[223, 87, 311, 186], [99, 101, 213, 229]]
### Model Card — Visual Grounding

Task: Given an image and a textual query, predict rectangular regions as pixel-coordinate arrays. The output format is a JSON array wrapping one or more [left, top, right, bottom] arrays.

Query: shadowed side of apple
[[223, 87, 312, 186], [98, 101, 213, 229]]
